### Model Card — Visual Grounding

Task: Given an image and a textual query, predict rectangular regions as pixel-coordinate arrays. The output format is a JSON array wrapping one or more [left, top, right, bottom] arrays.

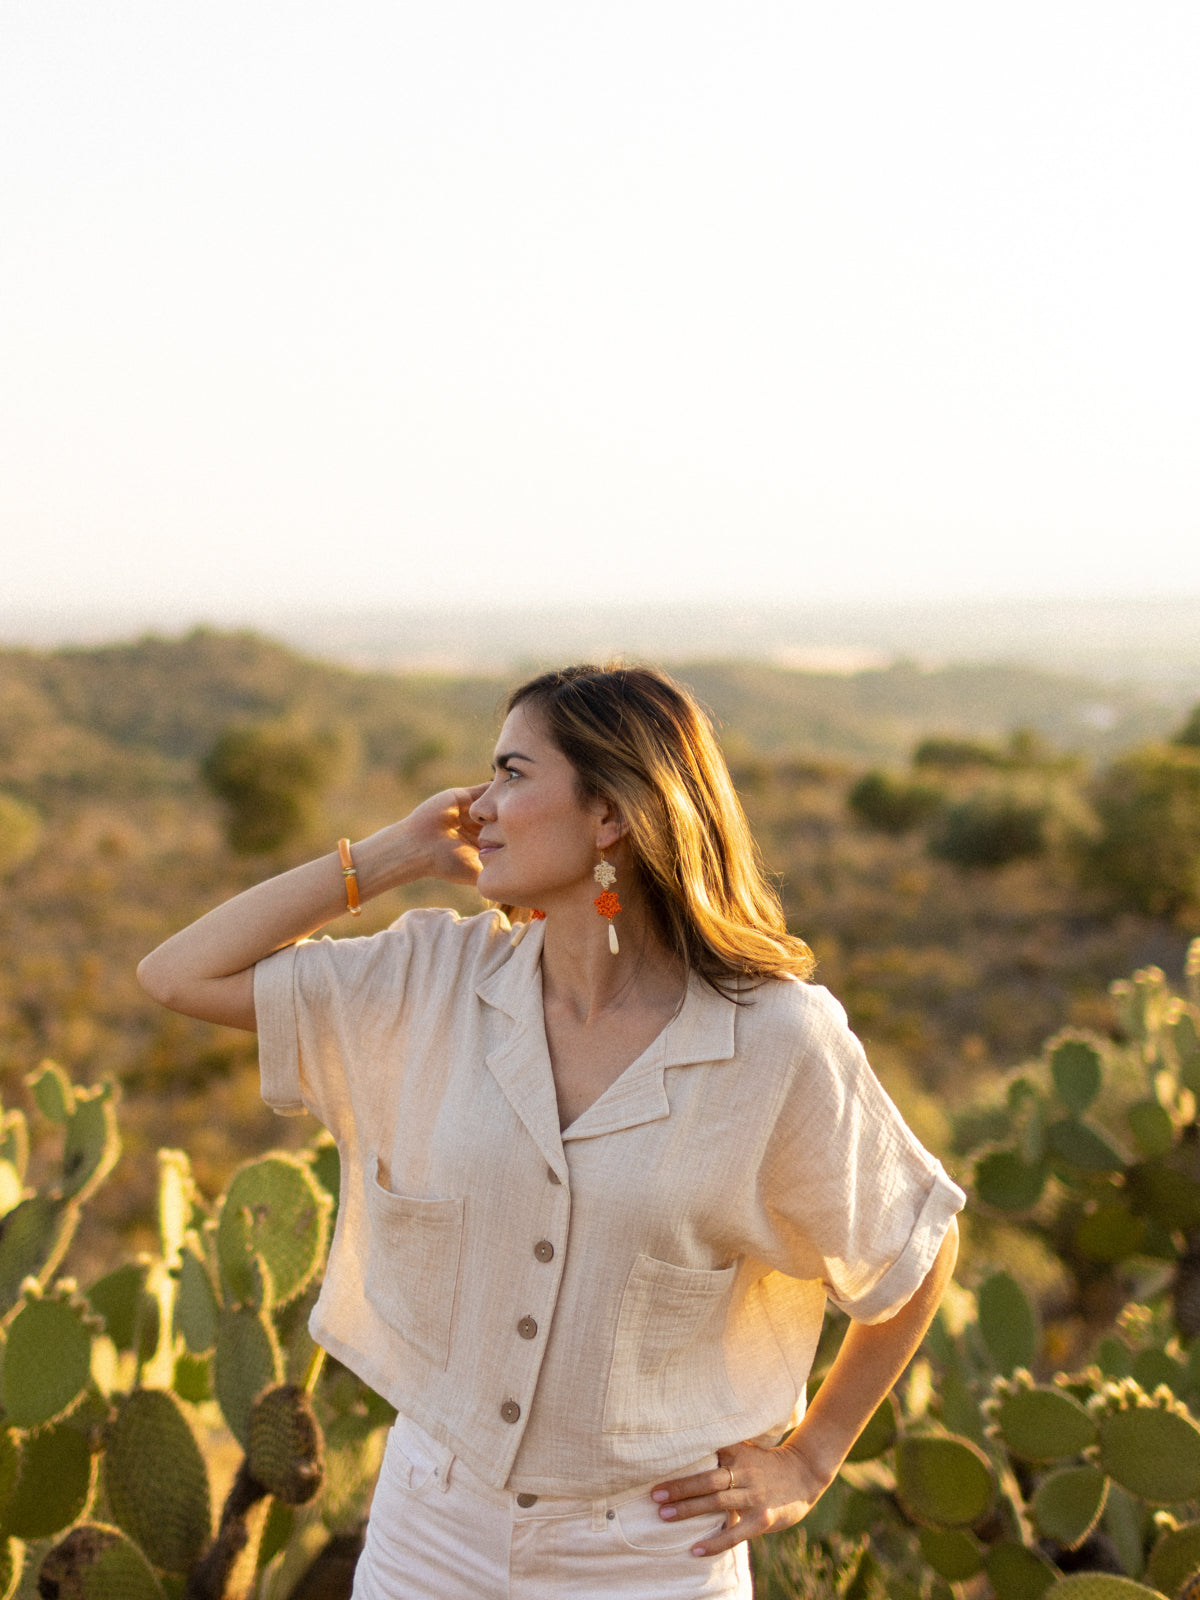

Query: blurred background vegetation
[[1, 628, 1198, 1281]]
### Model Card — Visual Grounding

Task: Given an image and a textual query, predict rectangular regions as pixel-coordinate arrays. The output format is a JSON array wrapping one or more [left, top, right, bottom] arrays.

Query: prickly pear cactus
[[2, 1283, 96, 1428], [1094, 1383, 1200, 1504], [102, 1389, 211, 1575], [248, 1387, 324, 1505], [37, 1522, 165, 1600]]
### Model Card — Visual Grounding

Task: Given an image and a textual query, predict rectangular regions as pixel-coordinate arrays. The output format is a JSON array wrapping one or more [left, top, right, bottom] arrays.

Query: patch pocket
[[611, 1492, 726, 1555], [363, 1164, 463, 1369], [603, 1254, 740, 1436]]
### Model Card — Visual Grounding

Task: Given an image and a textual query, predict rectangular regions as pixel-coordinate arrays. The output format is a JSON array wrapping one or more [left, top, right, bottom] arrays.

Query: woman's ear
[[593, 797, 627, 852]]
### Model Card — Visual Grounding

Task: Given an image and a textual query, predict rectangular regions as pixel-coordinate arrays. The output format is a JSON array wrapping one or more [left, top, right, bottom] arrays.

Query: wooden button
[[534, 1240, 554, 1263], [501, 1400, 521, 1424], [516, 1493, 538, 1507], [517, 1316, 538, 1339]]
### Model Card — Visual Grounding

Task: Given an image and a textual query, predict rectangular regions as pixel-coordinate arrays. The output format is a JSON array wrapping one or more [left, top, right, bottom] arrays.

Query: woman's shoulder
[[382, 905, 515, 967], [741, 972, 852, 1040]]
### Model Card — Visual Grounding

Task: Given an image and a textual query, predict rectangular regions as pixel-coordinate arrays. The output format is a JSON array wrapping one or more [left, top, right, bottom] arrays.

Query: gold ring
[[725, 1466, 735, 1492]]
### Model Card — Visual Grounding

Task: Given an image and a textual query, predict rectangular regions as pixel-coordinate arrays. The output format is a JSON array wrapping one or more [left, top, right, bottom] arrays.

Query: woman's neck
[[538, 900, 685, 1026]]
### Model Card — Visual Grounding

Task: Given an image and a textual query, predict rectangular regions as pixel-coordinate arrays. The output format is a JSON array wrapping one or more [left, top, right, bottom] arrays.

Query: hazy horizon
[[5, 593, 1200, 692]]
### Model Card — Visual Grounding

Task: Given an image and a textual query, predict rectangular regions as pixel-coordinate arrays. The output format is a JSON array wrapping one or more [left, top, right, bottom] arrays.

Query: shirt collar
[[475, 919, 738, 1152]]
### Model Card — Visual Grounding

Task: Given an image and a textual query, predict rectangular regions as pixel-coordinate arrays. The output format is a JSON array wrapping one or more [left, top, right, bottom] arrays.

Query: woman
[[139, 663, 963, 1600]]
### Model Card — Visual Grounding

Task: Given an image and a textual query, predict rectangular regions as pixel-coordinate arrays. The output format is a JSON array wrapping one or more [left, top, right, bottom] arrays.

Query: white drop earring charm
[[593, 853, 620, 955]]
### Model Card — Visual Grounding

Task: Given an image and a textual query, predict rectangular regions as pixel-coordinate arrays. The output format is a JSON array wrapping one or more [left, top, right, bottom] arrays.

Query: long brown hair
[[506, 664, 814, 997]]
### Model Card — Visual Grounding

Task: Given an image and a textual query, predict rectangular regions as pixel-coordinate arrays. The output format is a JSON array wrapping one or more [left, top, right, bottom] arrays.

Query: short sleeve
[[758, 985, 964, 1324], [253, 908, 480, 1138]]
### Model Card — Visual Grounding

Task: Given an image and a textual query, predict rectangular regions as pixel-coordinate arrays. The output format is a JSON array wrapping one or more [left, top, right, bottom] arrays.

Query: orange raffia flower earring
[[509, 908, 545, 948], [593, 853, 620, 955]]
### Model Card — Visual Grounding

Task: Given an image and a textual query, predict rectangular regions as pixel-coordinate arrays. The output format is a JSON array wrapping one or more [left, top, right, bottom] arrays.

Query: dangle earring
[[593, 853, 621, 955], [509, 908, 545, 949]]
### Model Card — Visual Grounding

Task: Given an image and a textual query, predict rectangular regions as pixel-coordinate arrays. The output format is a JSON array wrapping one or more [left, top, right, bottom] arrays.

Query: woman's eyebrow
[[492, 749, 536, 770]]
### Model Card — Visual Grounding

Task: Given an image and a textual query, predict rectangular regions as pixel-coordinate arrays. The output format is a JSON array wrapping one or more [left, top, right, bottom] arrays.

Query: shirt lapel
[[475, 920, 566, 1175], [561, 972, 738, 1143]]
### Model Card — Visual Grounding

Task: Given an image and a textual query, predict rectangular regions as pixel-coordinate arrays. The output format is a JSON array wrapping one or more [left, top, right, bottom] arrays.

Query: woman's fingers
[[649, 1443, 817, 1558]]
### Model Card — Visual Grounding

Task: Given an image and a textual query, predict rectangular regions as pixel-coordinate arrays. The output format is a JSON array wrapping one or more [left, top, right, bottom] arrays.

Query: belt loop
[[592, 1496, 609, 1532], [433, 1437, 455, 1493]]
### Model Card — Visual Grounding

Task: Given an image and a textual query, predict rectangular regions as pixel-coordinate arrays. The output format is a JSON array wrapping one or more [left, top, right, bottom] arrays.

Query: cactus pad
[[1147, 1520, 1200, 1597], [4, 1421, 93, 1539], [102, 1389, 210, 1575], [894, 1434, 996, 1527], [3, 1288, 94, 1428], [27, 1062, 73, 1123], [1043, 1580, 1169, 1599], [1051, 1037, 1104, 1114], [213, 1306, 282, 1448], [985, 1539, 1059, 1600], [1046, 1117, 1125, 1174], [215, 1204, 269, 1311], [992, 1382, 1098, 1460], [248, 1385, 324, 1504], [318, 1411, 387, 1534], [1128, 1161, 1200, 1234], [308, 1138, 340, 1211], [60, 1084, 119, 1202], [174, 1238, 219, 1354], [36, 1523, 165, 1600], [917, 1526, 984, 1581], [979, 1272, 1039, 1375], [218, 1156, 330, 1310], [86, 1264, 160, 1362], [1128, 1100, 1176, 1158], [974, 1149, 1046, 1212], [1033, 1465, 1108, 1550], [1098, 1394, 1200, 1504], [1076, 1203, 1147, 1265], [0, 1195, 72, 1319], [172, 1352, 211, 1404], [845, 1392, 898, 1462], [0, 1431, 18, 1530]]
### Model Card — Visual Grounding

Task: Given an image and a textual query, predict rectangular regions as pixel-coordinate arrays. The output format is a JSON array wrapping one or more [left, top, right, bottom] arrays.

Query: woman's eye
[[503, 767, 522, 782]]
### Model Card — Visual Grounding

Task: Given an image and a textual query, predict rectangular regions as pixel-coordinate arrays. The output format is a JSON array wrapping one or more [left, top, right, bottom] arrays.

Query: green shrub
[[847, 771, 943, 836]]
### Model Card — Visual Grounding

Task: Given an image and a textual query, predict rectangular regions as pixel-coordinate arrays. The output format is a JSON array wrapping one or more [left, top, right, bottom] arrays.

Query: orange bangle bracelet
[[337, 838, 362, 916]]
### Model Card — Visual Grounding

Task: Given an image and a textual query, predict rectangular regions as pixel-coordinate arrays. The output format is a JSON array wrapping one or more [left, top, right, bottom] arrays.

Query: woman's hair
[[506, 664, 814, 996]]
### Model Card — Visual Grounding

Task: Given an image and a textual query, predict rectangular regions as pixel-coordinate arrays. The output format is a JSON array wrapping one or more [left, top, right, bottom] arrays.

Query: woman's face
[[469, 704, 609, 908]]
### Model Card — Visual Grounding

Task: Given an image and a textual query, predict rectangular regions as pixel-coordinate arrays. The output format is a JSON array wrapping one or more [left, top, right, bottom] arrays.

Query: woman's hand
[[649, 1439, 828, 1558], [650, 1222, 960, 1558], [391, 785, 487, 888]]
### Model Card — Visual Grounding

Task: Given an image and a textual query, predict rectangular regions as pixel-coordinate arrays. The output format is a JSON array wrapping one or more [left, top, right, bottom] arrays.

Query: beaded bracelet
[[337, 838, 362, 915]]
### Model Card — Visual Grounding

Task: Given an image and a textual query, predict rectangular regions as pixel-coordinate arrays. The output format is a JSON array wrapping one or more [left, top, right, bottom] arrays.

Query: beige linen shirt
[[254, 908, 964, 1496]]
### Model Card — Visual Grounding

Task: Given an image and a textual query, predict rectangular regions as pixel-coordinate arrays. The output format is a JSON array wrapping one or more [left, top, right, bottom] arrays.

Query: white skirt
[[352, 1415, 754, 1600]]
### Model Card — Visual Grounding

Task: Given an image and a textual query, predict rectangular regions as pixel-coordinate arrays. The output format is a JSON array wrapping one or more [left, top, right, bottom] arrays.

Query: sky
[[2, 2, 1198, 623]]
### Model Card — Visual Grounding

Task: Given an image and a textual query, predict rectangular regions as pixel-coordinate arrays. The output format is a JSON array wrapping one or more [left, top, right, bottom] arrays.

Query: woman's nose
[[468, 782, 496, 823]]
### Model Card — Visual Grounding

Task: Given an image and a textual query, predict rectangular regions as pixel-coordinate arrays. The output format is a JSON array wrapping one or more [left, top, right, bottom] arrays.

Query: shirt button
[[517, 1316, 538, 1339], [501, 1400, 521, 1424], [516, 1492, 538, 1507], [548, 1167, 561, 1185], [534, 1240, 554, 1263]]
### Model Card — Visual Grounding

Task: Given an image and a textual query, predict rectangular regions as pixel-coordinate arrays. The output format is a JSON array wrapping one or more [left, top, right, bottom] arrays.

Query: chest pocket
[[363, 1161, 464, 1370], [603, 1253, 740, 1435]]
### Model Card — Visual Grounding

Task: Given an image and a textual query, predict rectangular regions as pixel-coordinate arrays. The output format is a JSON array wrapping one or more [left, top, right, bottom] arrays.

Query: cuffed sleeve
[[757, 984, 965, 1324]]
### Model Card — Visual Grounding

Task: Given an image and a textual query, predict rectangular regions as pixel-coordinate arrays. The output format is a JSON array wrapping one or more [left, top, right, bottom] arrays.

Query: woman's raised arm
[[136, 785, 486, 1031]]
